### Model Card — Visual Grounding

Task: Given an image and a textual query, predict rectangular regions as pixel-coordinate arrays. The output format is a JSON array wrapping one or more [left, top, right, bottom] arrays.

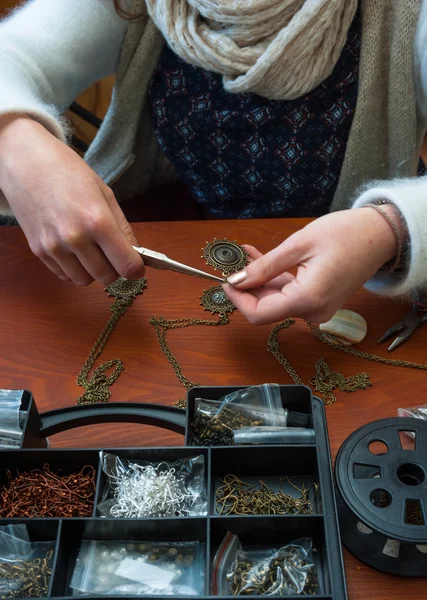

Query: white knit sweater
[[1, 0, 427, 298]]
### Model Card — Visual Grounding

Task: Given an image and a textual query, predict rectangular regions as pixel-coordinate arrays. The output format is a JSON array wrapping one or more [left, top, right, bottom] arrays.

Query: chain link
[[149, 314, 230, 399], [268, 318, 427, 405], [307, 321, 427, 370], [76, 278, 146, 405], [267, 321, 305, 385]]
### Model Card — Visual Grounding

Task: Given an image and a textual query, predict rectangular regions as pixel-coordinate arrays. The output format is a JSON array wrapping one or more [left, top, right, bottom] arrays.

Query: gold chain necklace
[[76, 277, 146, 405]]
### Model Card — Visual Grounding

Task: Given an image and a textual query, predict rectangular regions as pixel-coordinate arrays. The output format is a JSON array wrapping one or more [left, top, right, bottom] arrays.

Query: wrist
[[0, 116, 46, 186], [378, 202, 408, 244], [0, 114, 30, 138], [362, 201, 407, 270]]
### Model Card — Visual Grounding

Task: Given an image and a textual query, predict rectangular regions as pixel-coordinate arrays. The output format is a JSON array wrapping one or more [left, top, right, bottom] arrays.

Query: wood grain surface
[[1, 219, 426, 599], [0, 0, 16, 14]]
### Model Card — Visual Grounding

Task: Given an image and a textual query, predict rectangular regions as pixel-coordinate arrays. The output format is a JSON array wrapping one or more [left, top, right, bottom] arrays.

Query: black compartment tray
[[0, 384, 347, 599]]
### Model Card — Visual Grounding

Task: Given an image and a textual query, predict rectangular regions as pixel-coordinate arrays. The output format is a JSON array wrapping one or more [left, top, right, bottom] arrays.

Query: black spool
[[335, 417, 427, 576]]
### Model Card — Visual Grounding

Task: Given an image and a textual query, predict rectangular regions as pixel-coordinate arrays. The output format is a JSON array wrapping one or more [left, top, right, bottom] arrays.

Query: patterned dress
[[149, 10, 361, 219]]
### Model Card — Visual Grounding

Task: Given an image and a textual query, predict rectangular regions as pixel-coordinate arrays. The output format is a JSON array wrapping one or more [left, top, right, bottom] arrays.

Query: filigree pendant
[[200, 286, 236, 316], [105, 277, 147, 300], [202, 239, 248, 277]]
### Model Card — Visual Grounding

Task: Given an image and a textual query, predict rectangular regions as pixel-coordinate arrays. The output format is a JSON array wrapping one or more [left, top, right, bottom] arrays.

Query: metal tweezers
[[132, 245, 225, 283], [378, 303, 427, 351]]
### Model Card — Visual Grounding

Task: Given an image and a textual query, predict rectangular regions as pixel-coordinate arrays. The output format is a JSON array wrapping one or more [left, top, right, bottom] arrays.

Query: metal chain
[[267, 321, 305, 386], [307, 321, 427, 370], [268, 318, 427, 405], [76, 278, 146, 405], [149, 313, 230, 408]]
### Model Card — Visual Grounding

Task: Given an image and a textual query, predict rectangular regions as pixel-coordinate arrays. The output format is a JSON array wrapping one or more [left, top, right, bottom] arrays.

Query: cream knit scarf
[[145, 0, 358, 100]]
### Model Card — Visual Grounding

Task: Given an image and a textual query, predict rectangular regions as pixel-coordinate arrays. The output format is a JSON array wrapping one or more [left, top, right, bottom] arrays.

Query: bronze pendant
[[200, 285, 236, 316], [202, 238, 248, 276], [105, 277, 147, 301]]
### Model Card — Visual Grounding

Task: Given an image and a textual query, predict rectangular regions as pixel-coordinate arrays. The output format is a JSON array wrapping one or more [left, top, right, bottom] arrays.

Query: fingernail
[[227, 271, 247, 285]]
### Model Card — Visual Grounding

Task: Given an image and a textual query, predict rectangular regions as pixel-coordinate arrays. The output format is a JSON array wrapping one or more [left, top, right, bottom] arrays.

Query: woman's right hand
[[0, 116, 145, 286]]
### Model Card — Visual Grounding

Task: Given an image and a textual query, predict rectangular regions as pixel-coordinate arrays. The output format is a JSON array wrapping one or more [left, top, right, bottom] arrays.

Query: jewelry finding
[[108, 462, 195, 519], [215, 474, 315, 516], [0, 464, 96, 517], [105, 277, 147, 301], [200, 286, 235, 316], [202, 238, 248, 276]]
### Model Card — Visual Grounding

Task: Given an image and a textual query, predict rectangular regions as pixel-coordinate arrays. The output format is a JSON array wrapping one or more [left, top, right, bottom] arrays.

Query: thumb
[[102, 186, 146, 278], [227, 236, 304, 289], [103, 185, 140, 246]]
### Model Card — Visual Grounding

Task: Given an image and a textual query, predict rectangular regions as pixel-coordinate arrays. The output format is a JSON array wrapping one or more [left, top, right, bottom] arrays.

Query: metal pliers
[[132, 246, 225, 283], [378, 303, 427, 351]]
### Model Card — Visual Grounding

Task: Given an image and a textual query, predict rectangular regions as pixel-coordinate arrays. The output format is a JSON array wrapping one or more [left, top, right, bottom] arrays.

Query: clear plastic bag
[[216, 384, 287, 427], [0, 526, 55, 598], [0, 406, 23, 449], [97, 453, 207, 518], [212, 533, 318, 596], [191, 385, 288, 446], [233, 426, 316, 445], [398, 404, 427, 436], [0, 525, 30, 559], [70, 540, 204, 596], [0, 390, 23, 409], [0, 408, 20, 429]]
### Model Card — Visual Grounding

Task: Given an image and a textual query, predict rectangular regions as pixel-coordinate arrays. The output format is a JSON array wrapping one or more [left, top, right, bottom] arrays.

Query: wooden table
[[1, 219, 426, 600]]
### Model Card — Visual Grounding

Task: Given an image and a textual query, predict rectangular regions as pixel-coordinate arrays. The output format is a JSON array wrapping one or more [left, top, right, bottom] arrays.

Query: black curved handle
[[39, 403, 186, 437]]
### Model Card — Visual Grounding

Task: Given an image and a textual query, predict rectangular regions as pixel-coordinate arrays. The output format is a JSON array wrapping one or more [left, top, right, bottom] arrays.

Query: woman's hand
[[0, 116, 145, 286], [223, 206, 405, 325]]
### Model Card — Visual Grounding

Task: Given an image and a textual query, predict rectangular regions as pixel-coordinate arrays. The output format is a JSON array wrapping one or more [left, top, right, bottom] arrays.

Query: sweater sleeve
[[0, 0, 128, 142], [352, 176, 427, 298]]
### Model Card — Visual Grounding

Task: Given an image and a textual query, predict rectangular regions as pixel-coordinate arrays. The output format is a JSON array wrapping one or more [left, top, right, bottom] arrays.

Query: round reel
[[335, 417, 427, 576]]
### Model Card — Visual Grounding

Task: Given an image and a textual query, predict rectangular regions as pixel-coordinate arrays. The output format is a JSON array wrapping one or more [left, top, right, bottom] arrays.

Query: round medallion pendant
[[200, 286, 235, 315], [105, 277, 147, 300], [202, 239, 248, 276]]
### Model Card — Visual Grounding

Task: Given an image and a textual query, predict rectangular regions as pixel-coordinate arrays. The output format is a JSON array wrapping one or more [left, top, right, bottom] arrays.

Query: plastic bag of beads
[[97, 453, 208, 518], [215, 384, 287, 427], [190, 385, 309, 446], [0, 532, 55, 599], [69, 540, 204, 596], [211, 532, 318, 596]]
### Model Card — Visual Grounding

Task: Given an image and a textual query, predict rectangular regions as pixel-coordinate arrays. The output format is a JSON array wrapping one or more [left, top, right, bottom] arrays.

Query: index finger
[[223, 279, 323, 325]]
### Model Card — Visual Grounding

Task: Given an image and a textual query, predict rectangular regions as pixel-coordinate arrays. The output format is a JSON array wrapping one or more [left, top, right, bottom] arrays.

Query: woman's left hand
[[223, 206, 405, 325]]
